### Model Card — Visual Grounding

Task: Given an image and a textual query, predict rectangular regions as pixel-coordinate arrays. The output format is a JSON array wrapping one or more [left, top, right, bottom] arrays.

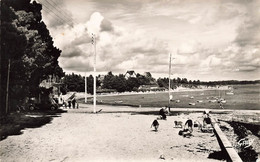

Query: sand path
[[0, 104, 222, 162]]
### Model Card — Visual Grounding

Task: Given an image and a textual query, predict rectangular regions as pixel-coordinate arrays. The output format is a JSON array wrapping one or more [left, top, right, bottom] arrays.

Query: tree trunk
[[0, 3, 2, 116], [5, 59, 11, 114]]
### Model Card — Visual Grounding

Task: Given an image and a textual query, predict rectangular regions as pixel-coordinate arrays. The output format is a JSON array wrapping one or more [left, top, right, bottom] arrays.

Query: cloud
[[53, 11, 171, 74], [42, 0, 260, 80], [238, 66, 258, 72], [178, 41, 200, 54], [86, 12, 104, 35], [40, 0, 74, 28], [59, 56, 93, 72], [95, 26, 170, 73], [61, 46, 84, 58], [71, 35, 92, 46], [100, 18, 114, 32], [234, 0, 260, 47]]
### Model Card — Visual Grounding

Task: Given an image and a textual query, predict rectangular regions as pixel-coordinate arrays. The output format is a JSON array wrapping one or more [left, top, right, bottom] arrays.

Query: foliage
[[87, 71, 259, 93], [1, 0, 64, 114], [63, 71, 157, 93], [156, 77, 259, 89], [102, 72, 154, 92], [62, 73, 100, 95]]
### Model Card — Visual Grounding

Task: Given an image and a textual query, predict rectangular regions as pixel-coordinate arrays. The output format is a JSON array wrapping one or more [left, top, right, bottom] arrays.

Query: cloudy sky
[[39, 0, 260, 81]]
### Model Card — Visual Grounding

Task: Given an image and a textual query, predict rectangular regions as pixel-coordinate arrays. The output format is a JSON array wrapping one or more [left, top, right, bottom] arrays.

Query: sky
[[39, 0, 260, 81]]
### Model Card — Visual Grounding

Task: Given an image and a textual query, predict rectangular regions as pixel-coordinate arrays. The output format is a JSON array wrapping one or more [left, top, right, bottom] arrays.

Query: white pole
[[85, 72, 87, 103], [92, 33, 96, 113], [168, 53, 171, 107]]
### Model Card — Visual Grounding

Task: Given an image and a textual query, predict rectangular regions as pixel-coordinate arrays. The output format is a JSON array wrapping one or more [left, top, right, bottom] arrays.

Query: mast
[[92, 33, 96, 113], [85, 72, 87, 103], [168, 53, 172, 108]]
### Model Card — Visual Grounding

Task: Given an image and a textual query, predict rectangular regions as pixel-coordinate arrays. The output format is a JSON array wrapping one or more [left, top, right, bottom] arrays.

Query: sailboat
[[226, 86, 234, 95], [169, 53, 178, 104], [217, 87, 226, 103]]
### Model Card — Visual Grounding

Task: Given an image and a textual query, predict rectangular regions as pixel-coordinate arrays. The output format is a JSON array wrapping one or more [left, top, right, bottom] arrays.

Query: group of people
[[67, 97, 78, 109], [150, 106, 170, 131], [57, 93, 78, 109], [151, 109, 213, 136]]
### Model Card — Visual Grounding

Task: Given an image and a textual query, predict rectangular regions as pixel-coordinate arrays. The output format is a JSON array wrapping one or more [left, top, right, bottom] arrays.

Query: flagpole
[[92, 33, 96, 113], [168, 53, 171, 108], [85, 72, 87, 103]]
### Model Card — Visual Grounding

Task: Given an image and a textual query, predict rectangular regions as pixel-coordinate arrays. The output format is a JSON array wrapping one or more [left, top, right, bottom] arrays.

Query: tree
[[1, 1, 27, 114], [172, 78, 177, 83], [181, 78, 188, 84], [196, 80, 201, 85], [157, 77, 169, 88], [62, 73, 100, 95], [1, 0, 64, 114], [177, 77, 181, 84], [126, 77, 139, 91], [102, 71, 114, 89], [87, 75, 100, 95], [114, 74, 127, 92], [136, 74, 149, 85], [101, 72, 127, 92]]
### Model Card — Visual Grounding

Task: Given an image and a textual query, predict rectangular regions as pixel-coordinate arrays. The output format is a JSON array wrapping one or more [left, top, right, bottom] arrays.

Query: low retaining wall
[[211, 118, 242, 162]]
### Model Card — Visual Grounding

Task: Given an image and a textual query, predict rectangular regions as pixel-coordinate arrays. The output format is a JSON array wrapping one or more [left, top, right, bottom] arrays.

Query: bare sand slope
[[0, 105, 222, 162]]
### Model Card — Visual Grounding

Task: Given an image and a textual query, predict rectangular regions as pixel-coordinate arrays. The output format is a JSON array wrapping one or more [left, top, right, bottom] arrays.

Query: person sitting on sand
[[159, 107, 167, 120], [202, 110, 211, 127], [203, 116, 211, 127], [184, 119, 193, 133]]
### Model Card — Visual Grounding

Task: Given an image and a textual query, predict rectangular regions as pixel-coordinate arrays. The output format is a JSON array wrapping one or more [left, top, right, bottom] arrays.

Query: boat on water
[[226, 91, 234, 95], [226, 86, 234, 95]]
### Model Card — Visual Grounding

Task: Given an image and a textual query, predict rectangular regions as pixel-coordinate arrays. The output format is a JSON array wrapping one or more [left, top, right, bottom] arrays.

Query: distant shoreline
[[75, 85, 232, 98]]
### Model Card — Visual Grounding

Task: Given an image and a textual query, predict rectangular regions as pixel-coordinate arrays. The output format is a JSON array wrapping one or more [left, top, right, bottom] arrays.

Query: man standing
[[72, 97, 76, 109]]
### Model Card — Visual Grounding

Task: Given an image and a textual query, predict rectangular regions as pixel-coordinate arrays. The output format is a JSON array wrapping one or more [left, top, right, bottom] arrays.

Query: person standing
[[72, 97, 76, 109], [58, 94, 63, 107], [220, 102, 224, 109], [68, 98, 72, 109]]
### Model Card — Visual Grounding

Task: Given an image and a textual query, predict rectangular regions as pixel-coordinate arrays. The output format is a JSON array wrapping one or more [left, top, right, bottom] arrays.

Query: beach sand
[[0, 104, 232, 162]]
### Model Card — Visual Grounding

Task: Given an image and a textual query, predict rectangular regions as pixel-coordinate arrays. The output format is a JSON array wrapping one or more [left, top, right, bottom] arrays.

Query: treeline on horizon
[[200, 80, 260, 85], [62, 71, 156, 94], [62, 72, 260, 94]]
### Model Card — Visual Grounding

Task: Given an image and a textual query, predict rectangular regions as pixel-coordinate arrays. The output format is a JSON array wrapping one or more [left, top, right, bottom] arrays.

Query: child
[[184, 119, 193, 133], [151, 119, 159, 131]]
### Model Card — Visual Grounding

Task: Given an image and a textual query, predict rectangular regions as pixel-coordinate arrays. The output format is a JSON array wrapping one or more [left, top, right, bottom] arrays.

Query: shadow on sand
[[0, 109, 67, 141], [130, 110, 216, 116], [208, 150, 228, 160]]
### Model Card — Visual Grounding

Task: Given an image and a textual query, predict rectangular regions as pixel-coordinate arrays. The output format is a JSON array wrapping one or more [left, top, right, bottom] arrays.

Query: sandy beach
[[0, 104, 225, 162]]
